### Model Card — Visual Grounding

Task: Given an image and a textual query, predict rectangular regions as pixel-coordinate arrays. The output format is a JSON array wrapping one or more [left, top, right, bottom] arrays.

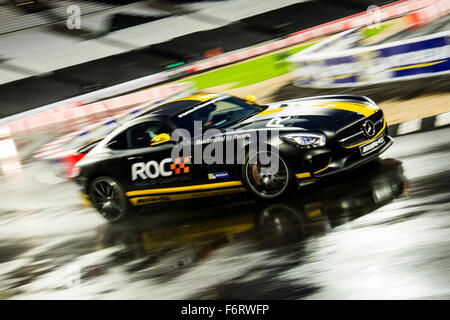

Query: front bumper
[[315, 135, 393, 178], [293, 133, 393, 183]]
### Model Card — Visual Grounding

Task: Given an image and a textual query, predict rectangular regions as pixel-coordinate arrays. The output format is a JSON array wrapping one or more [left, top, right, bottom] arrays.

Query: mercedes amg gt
[[73, 93, 393, 222]]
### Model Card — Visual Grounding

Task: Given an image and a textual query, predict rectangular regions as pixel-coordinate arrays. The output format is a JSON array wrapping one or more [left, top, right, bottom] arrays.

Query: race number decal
[[266, 117, 290, 128]]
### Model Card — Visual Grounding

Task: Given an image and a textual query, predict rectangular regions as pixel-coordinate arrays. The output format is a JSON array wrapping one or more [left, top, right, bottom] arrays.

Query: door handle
[[127, 156, 143, 160]]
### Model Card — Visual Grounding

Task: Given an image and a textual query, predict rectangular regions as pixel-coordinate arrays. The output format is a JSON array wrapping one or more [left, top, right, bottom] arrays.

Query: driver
[[194, 104, 216, 127]]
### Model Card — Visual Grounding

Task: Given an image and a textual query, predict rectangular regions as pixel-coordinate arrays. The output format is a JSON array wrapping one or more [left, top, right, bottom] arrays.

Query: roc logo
[[170, 157, 190, 174], [131, 157, 190, 181]]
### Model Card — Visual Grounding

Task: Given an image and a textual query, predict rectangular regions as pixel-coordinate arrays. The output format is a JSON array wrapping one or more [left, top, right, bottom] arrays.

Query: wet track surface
[[0, 127, 449, 299]]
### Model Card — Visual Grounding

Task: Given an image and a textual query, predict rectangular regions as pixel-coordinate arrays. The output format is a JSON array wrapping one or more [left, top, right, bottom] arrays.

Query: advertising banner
[[290, 31, 450, 88]]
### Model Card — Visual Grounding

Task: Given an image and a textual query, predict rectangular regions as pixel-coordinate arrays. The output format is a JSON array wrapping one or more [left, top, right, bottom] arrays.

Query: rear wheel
[[242, 150, 296, 199], [89, 176, 134, 223]]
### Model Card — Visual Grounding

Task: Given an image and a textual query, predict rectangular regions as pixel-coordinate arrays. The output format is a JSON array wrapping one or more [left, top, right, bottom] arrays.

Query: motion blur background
[[0, 0, 449, 299]]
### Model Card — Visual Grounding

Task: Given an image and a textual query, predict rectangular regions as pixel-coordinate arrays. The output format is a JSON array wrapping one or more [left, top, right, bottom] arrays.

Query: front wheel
[[242, 150, 297, 199], [89, 176, 134, 223]]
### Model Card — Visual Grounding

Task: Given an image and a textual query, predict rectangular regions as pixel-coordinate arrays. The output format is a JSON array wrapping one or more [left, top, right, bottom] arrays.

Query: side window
[[106, 131, 128, 150], [128, 122, 169, 149]]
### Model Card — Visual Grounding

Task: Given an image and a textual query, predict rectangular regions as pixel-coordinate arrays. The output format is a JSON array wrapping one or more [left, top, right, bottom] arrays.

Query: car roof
[[138, 93, 224, 117]]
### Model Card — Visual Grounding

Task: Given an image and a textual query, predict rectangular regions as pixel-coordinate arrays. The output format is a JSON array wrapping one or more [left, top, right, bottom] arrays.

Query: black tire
[[88, 176, 134, 223], [241, 150, 297, 200]]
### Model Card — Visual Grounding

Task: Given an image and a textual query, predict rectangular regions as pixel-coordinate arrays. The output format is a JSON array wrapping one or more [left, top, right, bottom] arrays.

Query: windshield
[[170, 96, 263, 136]]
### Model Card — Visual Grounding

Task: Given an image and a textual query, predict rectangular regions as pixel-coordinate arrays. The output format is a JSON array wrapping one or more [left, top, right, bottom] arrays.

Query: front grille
[[338, 111, 384, 149]]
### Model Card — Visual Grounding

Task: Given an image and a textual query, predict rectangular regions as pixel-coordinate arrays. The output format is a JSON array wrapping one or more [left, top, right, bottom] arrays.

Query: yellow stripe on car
[[172, 94, 220, 102], [313, 157, 332, 174], [126, 181, 243, 197], [76, 137, 104, 153], [313, 102, 376, 117], [307, 208, 322, 219], [296, 172, 311, 179], [256, 107, 285, 116], [296, 156, 332, 179], [129, 187, 247, 206]]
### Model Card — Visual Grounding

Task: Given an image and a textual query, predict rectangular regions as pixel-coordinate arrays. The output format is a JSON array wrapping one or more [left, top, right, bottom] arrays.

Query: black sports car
[[74, 93, 393, 222]]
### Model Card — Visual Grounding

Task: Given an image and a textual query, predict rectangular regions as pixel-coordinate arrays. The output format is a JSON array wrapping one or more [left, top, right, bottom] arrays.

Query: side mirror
[[151, 133, 172, 146], [245, 95, 257, 103]]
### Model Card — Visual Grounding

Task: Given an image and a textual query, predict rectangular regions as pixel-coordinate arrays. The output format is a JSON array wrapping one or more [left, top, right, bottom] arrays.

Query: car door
[[120, 120, 195, 193], [193, 99, 248, 183]]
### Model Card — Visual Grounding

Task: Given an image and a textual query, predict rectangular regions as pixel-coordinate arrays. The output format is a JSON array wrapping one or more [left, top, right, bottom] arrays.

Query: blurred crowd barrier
[[0, 81, 194, 178], [180, 0, 439, 74], [0, 127, 22, 176], [0, 82, 193, 136], [32, 82, 194, 162], [289, 1, 450, 88], [406, 0, 450, 27]]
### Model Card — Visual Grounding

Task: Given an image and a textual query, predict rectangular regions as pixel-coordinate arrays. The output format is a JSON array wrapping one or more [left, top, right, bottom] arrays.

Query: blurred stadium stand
[[81, 2, 169, 34], [0, 0, 118, 34], [0, 0, 303, 86], [242, 0, 400, 37], [0, 76, 81, 117], [149, 21, 274, 63], [0, 0, 400, 117]]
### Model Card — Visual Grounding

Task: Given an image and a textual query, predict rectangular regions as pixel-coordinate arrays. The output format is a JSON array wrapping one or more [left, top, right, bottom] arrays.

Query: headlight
[[281, 133, 326, 148]]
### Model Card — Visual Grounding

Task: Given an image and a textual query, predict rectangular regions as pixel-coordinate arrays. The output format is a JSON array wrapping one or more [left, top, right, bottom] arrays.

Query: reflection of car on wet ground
[[97, 159, 405, 278], [74, 93, 393, 222]]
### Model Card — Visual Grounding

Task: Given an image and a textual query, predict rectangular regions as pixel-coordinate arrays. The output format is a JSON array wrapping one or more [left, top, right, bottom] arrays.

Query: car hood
[[234, 96, 379, 132]]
